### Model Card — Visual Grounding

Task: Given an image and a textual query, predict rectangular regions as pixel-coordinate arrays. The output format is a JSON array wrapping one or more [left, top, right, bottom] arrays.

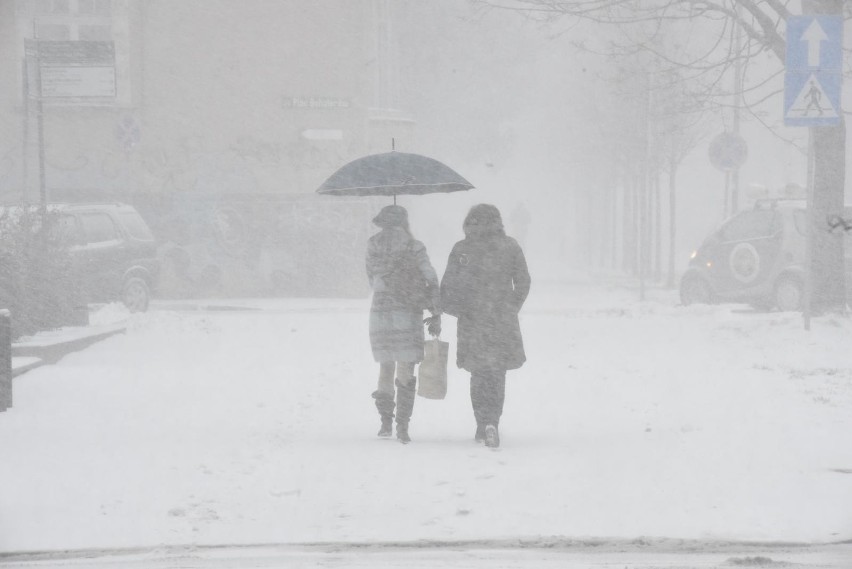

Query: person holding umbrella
[[440, 204, 531, 448], [366, 204, 442, 444]]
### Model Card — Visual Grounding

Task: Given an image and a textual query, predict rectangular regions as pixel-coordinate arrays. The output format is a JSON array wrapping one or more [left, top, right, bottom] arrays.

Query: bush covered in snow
[[0, 207, 82, 339]]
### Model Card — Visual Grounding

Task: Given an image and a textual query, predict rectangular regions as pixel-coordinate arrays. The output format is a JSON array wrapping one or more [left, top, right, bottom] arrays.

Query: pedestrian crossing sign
[[784, 15, 843, 127], [784, 72, 842, 126]]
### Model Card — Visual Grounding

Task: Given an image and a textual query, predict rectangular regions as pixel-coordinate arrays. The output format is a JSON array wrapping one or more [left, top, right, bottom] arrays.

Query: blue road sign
[[784, 15, 843, 127], [784, 71, 842, 127], [786, 16, 843, 71]]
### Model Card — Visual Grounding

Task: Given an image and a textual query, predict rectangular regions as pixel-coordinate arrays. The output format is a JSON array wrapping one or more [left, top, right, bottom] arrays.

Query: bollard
[[0, 309, 10, 412]]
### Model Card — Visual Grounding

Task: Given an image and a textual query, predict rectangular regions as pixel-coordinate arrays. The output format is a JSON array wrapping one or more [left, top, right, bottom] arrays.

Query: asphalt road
[[1, 541, 850, 569]]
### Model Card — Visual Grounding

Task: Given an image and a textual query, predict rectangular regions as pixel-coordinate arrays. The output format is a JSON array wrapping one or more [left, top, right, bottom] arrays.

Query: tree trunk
[[667, 158, 678, 288], [811, 124, 846, 312], [804, 0, 846, 313], [653, 171, 662, 282]]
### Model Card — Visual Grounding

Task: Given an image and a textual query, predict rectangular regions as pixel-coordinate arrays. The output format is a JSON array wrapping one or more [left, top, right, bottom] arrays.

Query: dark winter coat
[[366, 227, 440, 363], [440, 233, 530, 372]]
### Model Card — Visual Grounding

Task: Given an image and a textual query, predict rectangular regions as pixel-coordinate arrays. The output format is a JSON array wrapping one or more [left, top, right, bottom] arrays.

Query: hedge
[[0, 207, 82, 340]]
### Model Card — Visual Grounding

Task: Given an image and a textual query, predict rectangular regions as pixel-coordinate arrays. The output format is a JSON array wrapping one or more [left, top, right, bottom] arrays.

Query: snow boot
[[372, 391, 395, 437], [395, 377, 416, 444], [484, 424, 500, 448], [474, 423, 486, 443]]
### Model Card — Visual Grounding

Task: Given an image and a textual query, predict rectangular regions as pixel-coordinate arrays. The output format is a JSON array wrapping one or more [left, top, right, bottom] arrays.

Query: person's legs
[[470, 370, 487, 441], [493, 368, 506, 424], [377, 361, 395, 396], [372, 362, 396, 437], [395, 361, 416, 443], [471, 366, 506, 447]]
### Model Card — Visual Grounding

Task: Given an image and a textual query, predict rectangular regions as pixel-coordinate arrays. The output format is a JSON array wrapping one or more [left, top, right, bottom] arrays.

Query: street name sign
[[25, 40, 116, 99], [784, 15, 843, 127]]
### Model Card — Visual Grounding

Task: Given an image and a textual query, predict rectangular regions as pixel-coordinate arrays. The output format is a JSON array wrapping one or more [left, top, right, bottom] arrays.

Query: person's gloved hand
[[424, 314, 441, 337]]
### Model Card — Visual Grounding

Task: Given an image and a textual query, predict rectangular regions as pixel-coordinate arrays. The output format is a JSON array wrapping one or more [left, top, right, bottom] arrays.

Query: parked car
[[54, 203, 159, 312], [680, 199, 812, 311]]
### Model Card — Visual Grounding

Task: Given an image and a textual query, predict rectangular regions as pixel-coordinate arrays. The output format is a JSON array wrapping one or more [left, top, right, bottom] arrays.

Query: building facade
[[0, 0, 414, 296], [1, 0, 413, 203]]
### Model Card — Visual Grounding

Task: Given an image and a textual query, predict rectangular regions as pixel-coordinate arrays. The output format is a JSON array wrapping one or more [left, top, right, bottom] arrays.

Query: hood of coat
[[463, 204, 505, 240]]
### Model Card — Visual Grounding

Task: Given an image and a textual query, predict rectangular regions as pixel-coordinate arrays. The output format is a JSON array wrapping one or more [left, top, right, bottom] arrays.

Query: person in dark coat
[[366, 205, 441, 444], [440, 204, 530, 448]]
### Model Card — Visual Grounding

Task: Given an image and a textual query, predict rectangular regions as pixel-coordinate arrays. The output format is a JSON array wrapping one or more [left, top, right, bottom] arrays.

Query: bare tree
[[475, 0, 850, 311]]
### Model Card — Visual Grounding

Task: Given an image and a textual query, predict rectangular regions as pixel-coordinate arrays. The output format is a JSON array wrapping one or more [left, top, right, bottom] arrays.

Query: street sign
[[784, 16, 843, 127], [708, 132, 748, 171], [786, 16, 842, 71], [26, 40, 117, 99]]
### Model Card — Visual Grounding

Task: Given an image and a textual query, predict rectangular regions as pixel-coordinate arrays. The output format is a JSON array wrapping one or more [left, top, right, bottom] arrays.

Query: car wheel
[[122, 276, 150, 313], [774, 276, 803, 312], [680, 276, 712, 305]]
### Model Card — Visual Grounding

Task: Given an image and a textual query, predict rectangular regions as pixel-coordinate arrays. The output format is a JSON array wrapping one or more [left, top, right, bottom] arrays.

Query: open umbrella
[[316, 151, 474, 203]]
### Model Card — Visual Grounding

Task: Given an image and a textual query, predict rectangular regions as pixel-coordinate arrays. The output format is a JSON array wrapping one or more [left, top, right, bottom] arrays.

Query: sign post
[[784, 16, 843, 127], [23, 40, 117, 206], [784, 13, 844, 328], [708, 132, 748, 218]]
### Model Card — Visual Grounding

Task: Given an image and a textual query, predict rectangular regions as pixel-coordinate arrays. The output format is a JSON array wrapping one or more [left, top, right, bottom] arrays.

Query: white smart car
[[679, 199, 848, 311]]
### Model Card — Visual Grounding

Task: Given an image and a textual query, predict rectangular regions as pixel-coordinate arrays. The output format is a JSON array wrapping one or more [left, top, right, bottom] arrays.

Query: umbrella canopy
[[316, 151, 474, 197]]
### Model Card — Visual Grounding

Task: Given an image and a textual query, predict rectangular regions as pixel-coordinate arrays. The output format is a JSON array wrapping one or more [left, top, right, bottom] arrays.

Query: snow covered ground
[[0, 280, 851, 557]]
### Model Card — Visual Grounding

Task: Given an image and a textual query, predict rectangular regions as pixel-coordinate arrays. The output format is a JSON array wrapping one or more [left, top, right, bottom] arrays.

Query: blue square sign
[[785, 15, 843, 126], [784, 71, 842, 126], [786, 15, 843, 71]]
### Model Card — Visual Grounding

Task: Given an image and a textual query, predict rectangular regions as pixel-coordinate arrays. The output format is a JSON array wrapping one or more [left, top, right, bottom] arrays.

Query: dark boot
[[484, 424, 500, 448], [372, 391, 395, 437], [474, 423, 486, 443], [471, 368, 505, 446], [395, 378, 416, 444]]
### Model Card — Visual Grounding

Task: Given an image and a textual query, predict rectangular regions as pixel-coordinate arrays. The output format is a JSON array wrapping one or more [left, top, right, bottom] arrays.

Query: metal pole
[[804, 128, 815, 331], [731, 5, 742, 214], [35, 40, 47, 209], [0, 309, 11, 412], [22, 56, 30, 202], [724, 170, 731, 218]]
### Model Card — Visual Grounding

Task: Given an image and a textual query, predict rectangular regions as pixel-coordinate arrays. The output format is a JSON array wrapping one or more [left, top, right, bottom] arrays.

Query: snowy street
[[1, 281, 851, 566], [2, 541, 852, 569]]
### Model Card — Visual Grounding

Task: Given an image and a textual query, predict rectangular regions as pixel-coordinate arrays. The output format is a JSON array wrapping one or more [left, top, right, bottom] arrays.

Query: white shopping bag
[[417, 339, 449, 399]]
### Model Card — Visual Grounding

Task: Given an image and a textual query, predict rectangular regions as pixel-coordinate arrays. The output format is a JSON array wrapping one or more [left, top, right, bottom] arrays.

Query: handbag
[[384, 243, 431, 310], [417, 338, 449, 399]]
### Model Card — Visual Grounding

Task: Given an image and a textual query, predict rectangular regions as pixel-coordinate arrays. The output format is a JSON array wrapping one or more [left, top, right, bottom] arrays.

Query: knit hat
[[372, 205, 408, 228]]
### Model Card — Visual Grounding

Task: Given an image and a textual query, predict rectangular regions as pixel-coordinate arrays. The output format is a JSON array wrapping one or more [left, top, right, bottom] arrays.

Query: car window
[[55, 214, 84, 246], [719, 210, 778, 241], [79, 212, 119, 244], [118, 211, 154, 240]]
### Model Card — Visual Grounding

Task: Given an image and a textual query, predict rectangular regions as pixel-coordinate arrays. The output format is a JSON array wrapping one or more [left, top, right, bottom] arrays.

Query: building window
[[78, 24, 111, 41], [34, 0, 113, 41], [77, 0, 111, 16], [35, 23, 71, 40], [36, 0, 71, 14]]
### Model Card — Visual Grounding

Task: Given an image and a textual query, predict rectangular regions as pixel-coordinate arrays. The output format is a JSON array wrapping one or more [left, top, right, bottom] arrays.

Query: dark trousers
[[470, 367, 506, 427]]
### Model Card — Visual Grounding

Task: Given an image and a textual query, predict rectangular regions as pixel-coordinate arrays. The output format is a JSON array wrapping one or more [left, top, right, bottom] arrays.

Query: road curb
[[11, 323, 127, 377]]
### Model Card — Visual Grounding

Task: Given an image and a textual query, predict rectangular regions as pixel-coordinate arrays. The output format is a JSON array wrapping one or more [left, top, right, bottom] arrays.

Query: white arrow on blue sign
[[784, 15, 843, 127]]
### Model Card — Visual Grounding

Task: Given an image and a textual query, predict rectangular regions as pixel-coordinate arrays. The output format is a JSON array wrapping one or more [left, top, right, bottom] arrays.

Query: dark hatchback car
[[56, 203, 159, 312], [680, 199, 809, 311]]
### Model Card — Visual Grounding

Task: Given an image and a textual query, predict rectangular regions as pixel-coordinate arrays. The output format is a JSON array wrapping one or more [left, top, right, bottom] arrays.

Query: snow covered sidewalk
[[0, 283, 850, 553]]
